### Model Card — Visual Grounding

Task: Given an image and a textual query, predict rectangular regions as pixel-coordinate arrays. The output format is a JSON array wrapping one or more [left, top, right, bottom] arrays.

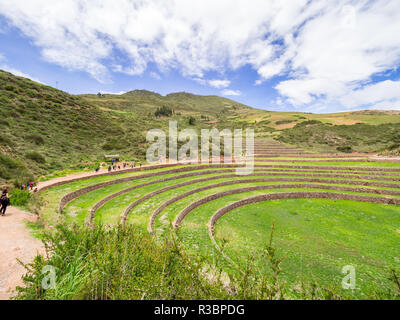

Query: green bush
[[9, 189, 31, 206], [275, 119, 295, 125], [0, 135, 13, 146], [26, 134, 45, 145], [154, 106, 173, 117], [4, 85, 17, 92], [25, 151, 46, 164], [0, 153, 33, 182], [188, 116, 196, 125], [295, 120, 322, 127], [336, 145, 353, 153]]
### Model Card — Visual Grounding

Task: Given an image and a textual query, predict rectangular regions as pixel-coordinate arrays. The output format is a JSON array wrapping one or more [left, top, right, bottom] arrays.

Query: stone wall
[[208, 192, 400, 239], [174, 186, 400, 228], [58, 164, 241, 212]]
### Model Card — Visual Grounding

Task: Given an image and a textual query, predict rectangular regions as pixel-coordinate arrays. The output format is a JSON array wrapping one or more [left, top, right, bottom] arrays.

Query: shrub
[[275, 119, 295, 125], [336, 145, 353, 153], [25, 151, 46, 164], [154, 106, 173, 117], [295, 120, 322, 127], [26, 134, 45, 145], [0, 153, 33, 182], [0, 135, 13, 146], [0, 119, 10, 127], [188, 116, 196, 125], [9, 189, 31, 206], [4, 85, 17, 92]]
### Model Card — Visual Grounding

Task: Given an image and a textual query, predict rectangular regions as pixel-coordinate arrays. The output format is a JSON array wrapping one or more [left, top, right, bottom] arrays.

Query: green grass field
[[31, 150, 400, 299], [214, 199, 400, 298]]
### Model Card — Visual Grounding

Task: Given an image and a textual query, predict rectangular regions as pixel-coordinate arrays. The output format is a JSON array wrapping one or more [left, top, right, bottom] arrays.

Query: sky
[[0, 0, 400, 113]]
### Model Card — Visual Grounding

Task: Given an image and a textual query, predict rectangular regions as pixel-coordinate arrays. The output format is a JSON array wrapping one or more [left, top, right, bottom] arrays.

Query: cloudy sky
[[0, 0, 399, 113]]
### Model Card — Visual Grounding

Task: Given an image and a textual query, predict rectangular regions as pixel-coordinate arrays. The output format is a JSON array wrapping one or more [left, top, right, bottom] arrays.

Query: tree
[[188, 116, 196, 126], [154, 106, 173, 117]]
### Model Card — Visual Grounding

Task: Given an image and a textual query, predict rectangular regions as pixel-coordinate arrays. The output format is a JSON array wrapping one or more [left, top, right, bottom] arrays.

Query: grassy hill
[[80, 90, 252, 128], [2, 68, 400, 185], [277, 120, 400, 154], [0, 70, 255, 185]]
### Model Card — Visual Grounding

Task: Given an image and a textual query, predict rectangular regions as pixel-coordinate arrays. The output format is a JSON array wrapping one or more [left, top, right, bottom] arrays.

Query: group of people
[[20, 181, 37, 192], [0, 188, 9, 216], [107, 162, 140, 172]]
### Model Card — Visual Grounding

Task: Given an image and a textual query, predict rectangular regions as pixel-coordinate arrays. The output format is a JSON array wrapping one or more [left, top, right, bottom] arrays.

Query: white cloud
[[272, 0, 400, 111], [0, 1, 399, 111], [193, 77, 230, 88], [340, 80, 400, 109], [100, 90, 125, 95], [192, 77, 206, 85], [221, 89, 241, 96], [0, 0, 308, 82], [150, 71, 161, 80], [208, 79, 230, 88]]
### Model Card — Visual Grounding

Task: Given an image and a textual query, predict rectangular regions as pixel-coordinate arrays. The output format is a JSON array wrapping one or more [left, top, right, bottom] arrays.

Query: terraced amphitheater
[[39, 139, 400, 298]]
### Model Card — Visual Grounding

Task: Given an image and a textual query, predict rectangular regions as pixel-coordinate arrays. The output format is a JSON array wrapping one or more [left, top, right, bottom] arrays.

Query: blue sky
[[1, 0, 400, 113]]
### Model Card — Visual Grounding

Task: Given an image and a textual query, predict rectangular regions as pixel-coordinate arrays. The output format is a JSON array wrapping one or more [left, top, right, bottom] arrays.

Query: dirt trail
[[36, 163, 164, 191], [0, 207, 44, 300], [37, 167, 113, 191]]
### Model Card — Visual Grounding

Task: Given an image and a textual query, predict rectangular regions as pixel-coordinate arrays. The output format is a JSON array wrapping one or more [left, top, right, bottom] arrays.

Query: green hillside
[[80, 90, 251, 125], [0, 70, 254, 185], [278, 120, 400, 153]]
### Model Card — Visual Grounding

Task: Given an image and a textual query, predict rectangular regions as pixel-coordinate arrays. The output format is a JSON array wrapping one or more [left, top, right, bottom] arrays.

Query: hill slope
[[0, 70, 255, 184], [80, 90, 251, 121], [0, 70, 125, 183]]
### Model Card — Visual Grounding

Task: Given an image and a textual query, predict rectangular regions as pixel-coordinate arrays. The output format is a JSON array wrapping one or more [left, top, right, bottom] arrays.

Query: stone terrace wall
[[58, 164, 241, 212], [150, 181, 400, 233], [209, 191, 400, 235], [174, 186, 400, 228]]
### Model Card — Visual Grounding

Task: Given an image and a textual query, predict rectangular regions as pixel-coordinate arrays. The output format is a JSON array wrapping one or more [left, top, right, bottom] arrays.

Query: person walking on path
[[0, 189, 10, 216]]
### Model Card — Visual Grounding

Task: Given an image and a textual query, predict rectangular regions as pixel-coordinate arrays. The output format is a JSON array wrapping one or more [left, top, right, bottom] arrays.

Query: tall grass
[[9, 189, 31, 206], [14, 224, 400, 300]]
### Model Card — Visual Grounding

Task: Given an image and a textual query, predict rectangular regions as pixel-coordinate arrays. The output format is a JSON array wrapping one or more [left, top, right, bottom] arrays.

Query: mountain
[[81, 89, 251, 119]]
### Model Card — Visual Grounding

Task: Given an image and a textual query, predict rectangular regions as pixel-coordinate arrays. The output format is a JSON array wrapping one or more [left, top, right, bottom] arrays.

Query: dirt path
[[37, 167, 113, 191], [0, 207, 44, 300], [36, 163, 164, 191]]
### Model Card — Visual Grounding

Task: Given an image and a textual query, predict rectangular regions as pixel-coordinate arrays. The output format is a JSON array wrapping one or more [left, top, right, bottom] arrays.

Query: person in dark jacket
[[0, 189, 10, 216]]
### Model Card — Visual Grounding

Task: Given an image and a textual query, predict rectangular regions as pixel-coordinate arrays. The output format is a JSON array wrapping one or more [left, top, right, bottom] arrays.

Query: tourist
[[0, 189, 10, 216]]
